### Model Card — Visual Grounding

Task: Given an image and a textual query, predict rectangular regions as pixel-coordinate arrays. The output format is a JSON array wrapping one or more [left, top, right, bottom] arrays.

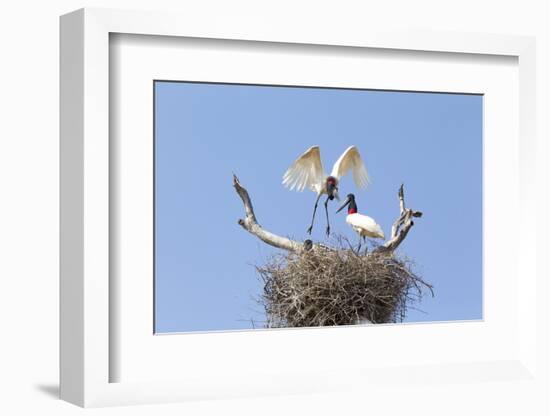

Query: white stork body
[[337, 193, 384, 252], [346, 213, 385, 239], [282, 145, 370, 235]]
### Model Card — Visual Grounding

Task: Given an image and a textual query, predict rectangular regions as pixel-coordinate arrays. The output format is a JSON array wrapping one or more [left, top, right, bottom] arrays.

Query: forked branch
[[374, 184, 423, 253], [233, 175, 422, 254]]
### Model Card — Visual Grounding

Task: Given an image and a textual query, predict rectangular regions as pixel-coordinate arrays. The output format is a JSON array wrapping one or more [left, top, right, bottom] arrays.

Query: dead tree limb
[[374, 184, 423, 254], [234, 175, 422, 255], [233, 174, 304, 253]]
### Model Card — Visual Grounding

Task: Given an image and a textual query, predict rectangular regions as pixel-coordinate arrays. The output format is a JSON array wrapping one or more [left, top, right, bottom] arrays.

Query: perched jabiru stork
[[336, 193, 384, 252], [282, 145, 370, 236]]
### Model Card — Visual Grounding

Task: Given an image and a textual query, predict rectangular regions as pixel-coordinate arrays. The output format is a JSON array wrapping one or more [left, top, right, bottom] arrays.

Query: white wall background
[[0, 1, 548, 414]]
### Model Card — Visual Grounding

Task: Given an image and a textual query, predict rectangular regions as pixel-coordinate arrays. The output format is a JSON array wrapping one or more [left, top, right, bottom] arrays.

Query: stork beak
[[336, 196, 351, 213]]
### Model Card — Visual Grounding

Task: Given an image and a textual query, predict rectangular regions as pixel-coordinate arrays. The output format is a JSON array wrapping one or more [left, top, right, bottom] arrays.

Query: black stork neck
[[348, 198, 357, 214]]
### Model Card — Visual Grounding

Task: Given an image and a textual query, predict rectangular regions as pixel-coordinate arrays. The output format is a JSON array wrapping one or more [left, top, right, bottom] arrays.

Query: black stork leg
[[324, 196, 331, 237], [357, 234, 362, 254], [307, 193, 323, 235]]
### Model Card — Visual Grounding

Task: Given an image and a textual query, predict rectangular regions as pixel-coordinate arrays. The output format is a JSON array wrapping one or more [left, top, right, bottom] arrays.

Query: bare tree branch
[[374, 184, 423, 254], [233, 175, 422, 255], [233, 175, 304, 253]]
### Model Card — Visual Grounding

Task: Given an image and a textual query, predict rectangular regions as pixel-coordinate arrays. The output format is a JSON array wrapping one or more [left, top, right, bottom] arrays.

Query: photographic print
[[154, 81, 482, 333]]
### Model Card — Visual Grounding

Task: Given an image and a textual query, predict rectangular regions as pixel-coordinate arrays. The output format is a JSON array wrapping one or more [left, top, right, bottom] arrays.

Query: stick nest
[[256, 238, 433, 328]]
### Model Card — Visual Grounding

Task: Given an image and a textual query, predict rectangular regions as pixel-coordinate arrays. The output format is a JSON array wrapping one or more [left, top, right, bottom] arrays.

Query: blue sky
[[154, 81, 483, 333]]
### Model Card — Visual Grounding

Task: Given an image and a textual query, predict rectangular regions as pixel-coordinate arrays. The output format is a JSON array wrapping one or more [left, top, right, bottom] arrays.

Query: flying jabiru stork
[[282, 145, 370, 236], [336, 193, 384, 253]]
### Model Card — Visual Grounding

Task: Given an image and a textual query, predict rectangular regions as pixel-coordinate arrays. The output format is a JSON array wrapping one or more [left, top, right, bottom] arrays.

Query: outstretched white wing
[[330, 145, 370, 189], [282, 146, 325, 193]]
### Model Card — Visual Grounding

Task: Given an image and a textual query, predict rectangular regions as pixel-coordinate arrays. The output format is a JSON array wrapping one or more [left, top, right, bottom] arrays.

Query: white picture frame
[[60, 7, 538, 408]]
